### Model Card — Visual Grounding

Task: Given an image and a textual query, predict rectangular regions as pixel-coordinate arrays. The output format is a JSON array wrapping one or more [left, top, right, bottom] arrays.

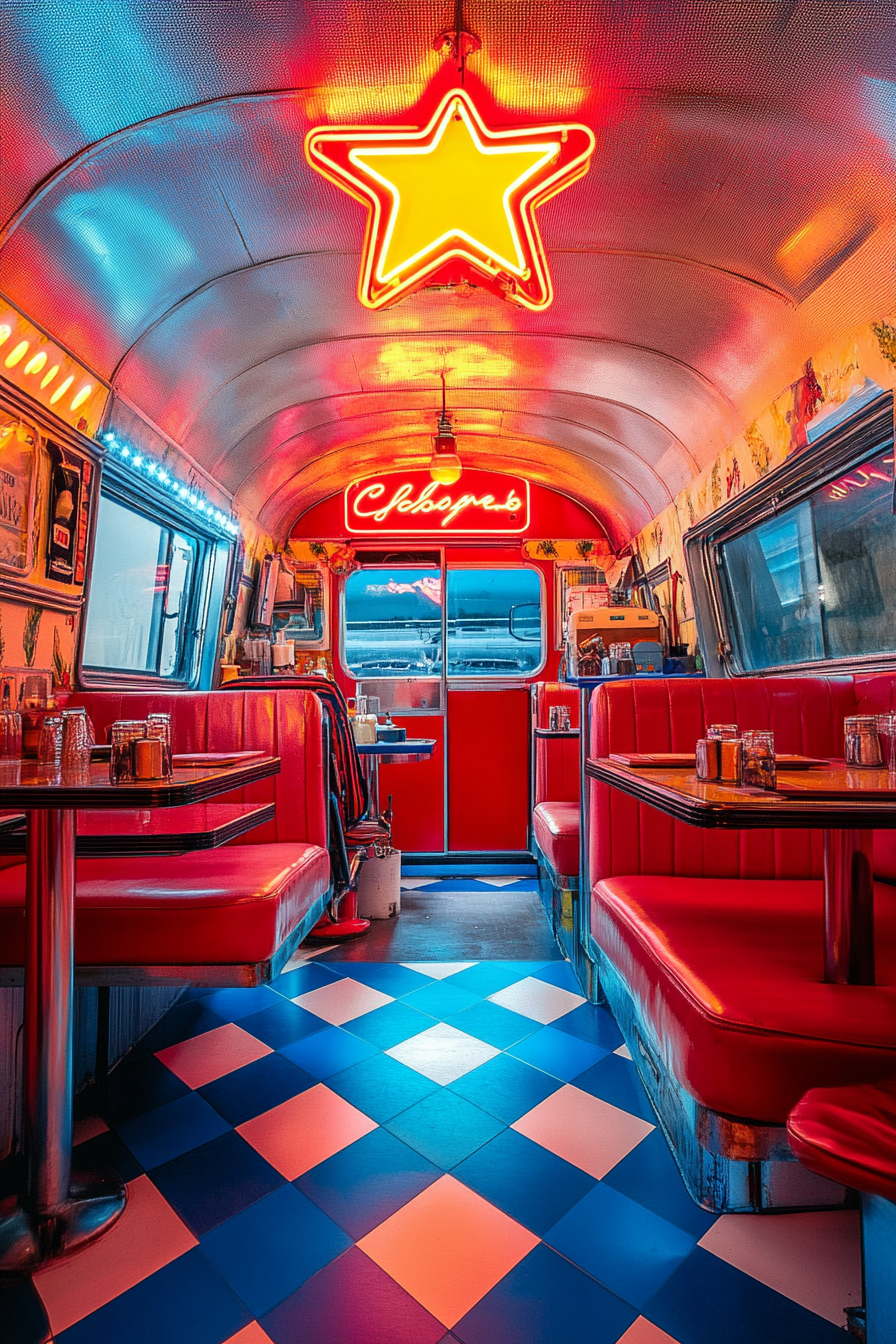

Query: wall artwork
[[0, 418, 39, 574]]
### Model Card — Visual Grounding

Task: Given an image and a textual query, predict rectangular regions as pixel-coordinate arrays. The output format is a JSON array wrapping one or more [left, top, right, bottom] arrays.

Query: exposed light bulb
[[429, 412, 462, 484]]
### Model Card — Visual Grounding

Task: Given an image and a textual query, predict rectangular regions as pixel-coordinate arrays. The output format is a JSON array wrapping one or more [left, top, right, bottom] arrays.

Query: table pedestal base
[[824, 828, 875, 985], [0, 1169, 126, 1273], [306, 889, 370, 941]]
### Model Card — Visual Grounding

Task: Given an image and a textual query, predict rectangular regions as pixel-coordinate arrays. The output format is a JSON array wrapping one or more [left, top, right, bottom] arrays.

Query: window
[[446, 567, 543, 676], [82, 493, 202, 679], [341, 563, 544, 678], [343, 566, 442, 677], [718, 442, 896, 671]]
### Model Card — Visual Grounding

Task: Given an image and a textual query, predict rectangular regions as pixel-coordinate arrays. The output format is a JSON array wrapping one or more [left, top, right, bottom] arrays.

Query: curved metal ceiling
[[1, 1, 894, 540]]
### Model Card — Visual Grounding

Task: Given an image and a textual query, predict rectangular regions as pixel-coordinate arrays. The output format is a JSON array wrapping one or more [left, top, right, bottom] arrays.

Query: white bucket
[[357, 850, 402, 919]]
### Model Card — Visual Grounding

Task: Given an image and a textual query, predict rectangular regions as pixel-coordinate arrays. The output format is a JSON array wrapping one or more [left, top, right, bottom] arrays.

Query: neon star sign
[[305, 88, 595, 310]]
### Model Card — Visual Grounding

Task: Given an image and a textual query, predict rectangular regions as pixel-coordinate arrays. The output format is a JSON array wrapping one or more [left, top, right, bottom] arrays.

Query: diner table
[[586, 757, 896, 988], [355, 737, 437, 818], [0, 801, 275, 857], [0, 753, 280, 1272]]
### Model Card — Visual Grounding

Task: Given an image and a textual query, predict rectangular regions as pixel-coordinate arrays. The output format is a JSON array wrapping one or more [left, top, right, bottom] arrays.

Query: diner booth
[[1, 4, 895, 1342]]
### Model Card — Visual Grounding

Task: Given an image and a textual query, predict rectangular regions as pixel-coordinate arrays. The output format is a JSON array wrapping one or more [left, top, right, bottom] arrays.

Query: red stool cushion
[[0, 843, 330, 967], [788, 1079, 896, 1202], [592, 874, 896, 1123], [533, 802, 580, 877]]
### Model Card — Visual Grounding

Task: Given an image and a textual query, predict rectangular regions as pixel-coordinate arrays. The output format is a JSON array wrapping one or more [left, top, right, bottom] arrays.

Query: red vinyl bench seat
[[788, 1078, 896, 1202], [533, 801, 579, 878], [0, 844, 330, 972], [592, 874, 896, 1124]]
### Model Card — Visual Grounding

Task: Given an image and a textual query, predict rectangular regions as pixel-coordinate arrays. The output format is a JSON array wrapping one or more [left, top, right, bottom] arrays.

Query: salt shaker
[[743, 729, 776, 790]]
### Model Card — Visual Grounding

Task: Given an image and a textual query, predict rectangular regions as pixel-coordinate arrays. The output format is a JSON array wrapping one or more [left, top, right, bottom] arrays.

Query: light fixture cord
[[454, 0, 466, 85]]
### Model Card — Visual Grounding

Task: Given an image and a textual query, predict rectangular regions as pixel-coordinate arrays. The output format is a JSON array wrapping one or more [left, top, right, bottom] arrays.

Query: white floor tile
[[294, 977, 393, 1025], [488, 976, 585, 1023], [512, 1084, 653, 1178], [614, 1043, 633, 1060], [699, 1210, 862, 1326], [387, 1024, 500, 1084], [401, 962, 477, 980]]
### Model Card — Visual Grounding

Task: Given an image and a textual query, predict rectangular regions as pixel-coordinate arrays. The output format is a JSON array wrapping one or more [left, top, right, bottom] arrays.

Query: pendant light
[[429, 372, 462, 484]]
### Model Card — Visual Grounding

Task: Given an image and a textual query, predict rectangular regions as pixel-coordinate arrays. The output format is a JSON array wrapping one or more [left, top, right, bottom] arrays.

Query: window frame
[[78, 472, 228, 690], [685, 392, 896, 678]]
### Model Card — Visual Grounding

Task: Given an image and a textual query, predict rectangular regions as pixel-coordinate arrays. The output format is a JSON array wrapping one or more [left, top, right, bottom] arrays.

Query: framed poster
[[45, 442, 83, 583], [0, 418, 39, 574]]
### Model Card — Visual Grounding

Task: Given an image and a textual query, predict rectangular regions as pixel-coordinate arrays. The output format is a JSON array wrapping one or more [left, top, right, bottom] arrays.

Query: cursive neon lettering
[[348, 476, 528, 531]]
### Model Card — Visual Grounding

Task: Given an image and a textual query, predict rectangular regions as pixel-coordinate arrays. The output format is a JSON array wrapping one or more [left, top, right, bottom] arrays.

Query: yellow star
[[305, 87, 595, 310]]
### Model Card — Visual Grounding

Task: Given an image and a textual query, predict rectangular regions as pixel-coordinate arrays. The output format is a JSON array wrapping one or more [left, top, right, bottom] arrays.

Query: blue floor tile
[[116, 1091, 230, 1169], [133, 999, 226, 1056], [56, 1247, 250, 1344], [279, 1025, 379, 1079], [550, 1002, 624, 1051], [198, 1052, 316, 1125], [399, 979, 483, 1017], [273, 961, 341, 999], [326, 1051, 439, 1123], [325, 962, 434, 995], [545, 1180, 698, 1310], [529, 961, 583, 992], [453, 1128, 597, 1235], [443, 1000, 538, 1049], [574, 1052, 656, 1122], [200, 1182, 351, 1317], [238, 998, 329, 1049], [0, 1274, 50, 1344], [602, 1129, 717, 1239], [347, 1000, 438, 1049], [201, 984, 283, 1021], [454, 1243, 637, 1344], [508, 1024, 607, 1081], [448, 1052, 560, 1123], [104, 1053, 191, 1125], [444, 962, 553, 997], [150, 1129, 284, 1236], [74, 1127, 144, 1183], [384, 1088, 505, 1169], [644, 1247, 849, 1344], [296, 1126, 441, 1238]]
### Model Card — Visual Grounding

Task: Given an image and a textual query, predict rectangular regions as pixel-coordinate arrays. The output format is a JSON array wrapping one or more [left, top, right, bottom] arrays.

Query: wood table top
[[0, 756, 280, 810], [586, 757, 896, 829]]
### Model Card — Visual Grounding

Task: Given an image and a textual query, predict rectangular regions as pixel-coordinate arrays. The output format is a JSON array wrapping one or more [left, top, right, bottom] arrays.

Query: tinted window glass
[[720, 445, 896, 670], [343, 567, 442, 677], [83, 494, 198, 678], [446, 568, 543, 676]]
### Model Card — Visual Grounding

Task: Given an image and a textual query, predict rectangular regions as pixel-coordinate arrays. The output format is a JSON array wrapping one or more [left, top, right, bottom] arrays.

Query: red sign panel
[[345, 470, 530, 535]]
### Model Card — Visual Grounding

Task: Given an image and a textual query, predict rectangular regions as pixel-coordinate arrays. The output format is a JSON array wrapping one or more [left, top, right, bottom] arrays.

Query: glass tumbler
[[37, 715, 63, 766], [0, 709, 22, 758], [146, 713, 173, 779], [844, 716, 883, 767], [876, 713, 896, 772], [743, 729, 776, 789], [708, 724, 738, 740], [110, 720, 147, 783], [61, 707, 92, 770]]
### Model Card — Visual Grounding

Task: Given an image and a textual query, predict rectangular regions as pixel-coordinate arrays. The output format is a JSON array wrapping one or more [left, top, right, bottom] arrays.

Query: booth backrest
[[854, 673, 896, 882], [588, 676, 856, 882], [533, 682, 581, 805], [68, 689, 327, 849]]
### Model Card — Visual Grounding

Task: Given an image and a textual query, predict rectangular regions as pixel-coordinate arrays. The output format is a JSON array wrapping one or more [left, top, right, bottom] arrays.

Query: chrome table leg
[[0, 810, 126, 1272], [823, 828, 875, 986]]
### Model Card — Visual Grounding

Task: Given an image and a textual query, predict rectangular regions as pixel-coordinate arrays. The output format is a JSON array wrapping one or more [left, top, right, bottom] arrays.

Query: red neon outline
[[305, 88, 595, 310], [344, 471, 531, 534]]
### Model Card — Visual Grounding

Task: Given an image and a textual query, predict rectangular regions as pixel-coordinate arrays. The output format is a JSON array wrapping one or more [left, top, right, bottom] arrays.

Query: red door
[[447, 687, 530, 852]]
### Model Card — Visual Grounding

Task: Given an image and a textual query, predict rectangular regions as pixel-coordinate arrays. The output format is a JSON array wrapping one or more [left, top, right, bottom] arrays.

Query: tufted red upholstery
[[788, 1079, 896, 1202], [0, 845, 331, 966], [588, 676, 856, 883], [592, 874, 896, 1122], [854, 674, 896, 882], [67, 689, 327, 849], [0, 689, 330, 972], [533, 802, 579, 877]]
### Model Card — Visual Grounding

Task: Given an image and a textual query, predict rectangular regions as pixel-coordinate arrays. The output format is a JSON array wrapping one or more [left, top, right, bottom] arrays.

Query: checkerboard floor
[[4, 878, 861, 1343]]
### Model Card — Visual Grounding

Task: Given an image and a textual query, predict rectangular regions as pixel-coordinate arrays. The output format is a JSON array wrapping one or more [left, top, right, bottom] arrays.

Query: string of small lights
[[100, 430, 240, 537]]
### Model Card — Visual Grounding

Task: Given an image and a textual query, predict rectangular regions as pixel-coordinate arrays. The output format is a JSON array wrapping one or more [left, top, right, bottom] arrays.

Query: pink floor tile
[[156, 1022, 272, 1089], [488, 976, 584, 1023], [618, 1319, 682, 1343], [73, 1114, 109, 1145], [358, 1173, 539, 1328], [294, 977, 393, 1025], [33, 1174, 197, 1334], [237, 1083, 377, 1179], [222, 1324, 275, 1344], [511, 1084, 653, 1178], [699, 1210, 862, 1325]]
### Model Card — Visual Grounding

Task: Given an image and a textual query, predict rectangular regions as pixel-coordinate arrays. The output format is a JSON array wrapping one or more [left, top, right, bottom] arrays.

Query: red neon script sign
[[305, 88, 595, 311], [345, 470, 530, 535]]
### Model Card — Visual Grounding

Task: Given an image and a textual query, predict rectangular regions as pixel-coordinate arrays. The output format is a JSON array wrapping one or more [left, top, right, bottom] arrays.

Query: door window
[[446, 567, 543, 676], [342, 566, 442, 677]]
